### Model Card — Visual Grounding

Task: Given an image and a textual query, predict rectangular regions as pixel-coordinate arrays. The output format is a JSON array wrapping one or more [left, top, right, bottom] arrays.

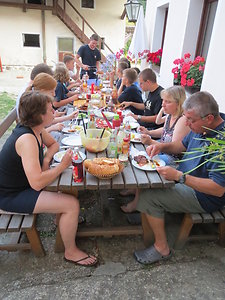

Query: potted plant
[[146, 48, 162, 67], [172, 53, 205, 92]]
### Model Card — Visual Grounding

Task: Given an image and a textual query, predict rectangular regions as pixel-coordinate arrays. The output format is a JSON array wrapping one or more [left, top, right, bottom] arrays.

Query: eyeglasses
[[183, 114, 210, 124]]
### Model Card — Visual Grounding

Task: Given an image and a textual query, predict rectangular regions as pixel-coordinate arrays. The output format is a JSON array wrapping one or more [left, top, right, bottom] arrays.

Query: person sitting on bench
[[133, 91, 225, 265], [0, 91, 97, 267]]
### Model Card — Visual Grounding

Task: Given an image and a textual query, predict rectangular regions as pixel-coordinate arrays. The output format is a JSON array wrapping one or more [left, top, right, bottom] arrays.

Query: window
[[57, 37, 74, 62], [196, 0, 218, 59], [27, 0, 43, 4], [81, 0, 94, 9], [101, 37, 105, 50], [23, 34, 40, 47], [161, 8, 168, 49]]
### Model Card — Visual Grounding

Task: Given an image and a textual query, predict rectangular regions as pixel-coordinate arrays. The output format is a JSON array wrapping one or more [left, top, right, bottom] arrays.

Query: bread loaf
[[84, 158, 120, 176]]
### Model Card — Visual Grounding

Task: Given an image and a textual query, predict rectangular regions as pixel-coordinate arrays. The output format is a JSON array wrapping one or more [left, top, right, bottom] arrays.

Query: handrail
[[0, 108, 17, 139], [61, 0, 114, 55]]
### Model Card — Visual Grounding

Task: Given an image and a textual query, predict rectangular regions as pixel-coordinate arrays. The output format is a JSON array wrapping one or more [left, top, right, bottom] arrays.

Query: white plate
[[130, 132, 142, 143], [131, 155, 165, 171], [53, 150, 86, 163], [62, 125, 83, 134], [61, 135, 82, 147], [94, 110, 115, 120], [130, 122, 139, 129], [101, 87, 112, 93]]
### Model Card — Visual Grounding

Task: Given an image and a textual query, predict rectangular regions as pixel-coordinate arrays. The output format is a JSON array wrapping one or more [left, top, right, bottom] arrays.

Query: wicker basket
[[85, 163, 124, 179]]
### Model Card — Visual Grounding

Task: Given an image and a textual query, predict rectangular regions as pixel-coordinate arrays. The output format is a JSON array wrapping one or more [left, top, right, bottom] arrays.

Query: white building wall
[[201, 0, 225, 112], [145, 0, 225, 111], [0, 0, 125, 67]]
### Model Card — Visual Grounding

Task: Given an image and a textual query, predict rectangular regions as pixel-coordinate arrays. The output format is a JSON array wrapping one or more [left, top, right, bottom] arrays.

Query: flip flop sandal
[[64, 255, 98, 267], [134, 245, 172, 265]]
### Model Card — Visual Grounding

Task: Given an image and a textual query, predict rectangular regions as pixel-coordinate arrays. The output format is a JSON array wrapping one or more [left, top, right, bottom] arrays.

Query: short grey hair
[[183, 91, 219, 118]]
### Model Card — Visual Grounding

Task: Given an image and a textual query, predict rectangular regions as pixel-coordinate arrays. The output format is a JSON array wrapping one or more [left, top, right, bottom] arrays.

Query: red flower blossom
[[184, 53, 191, 59], [147, 49, 162, 66]]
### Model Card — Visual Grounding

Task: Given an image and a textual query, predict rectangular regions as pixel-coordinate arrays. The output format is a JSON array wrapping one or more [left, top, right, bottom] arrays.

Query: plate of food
[[95, 118, 109, 128], [94, 110, 115, 120], [61, 135, 82, 147], [62, 125, 83, 134], [130, 122, 139, 129], [130, 132, 142, 143], [132, 154, 165, 171], [54, 150, 86, 163]]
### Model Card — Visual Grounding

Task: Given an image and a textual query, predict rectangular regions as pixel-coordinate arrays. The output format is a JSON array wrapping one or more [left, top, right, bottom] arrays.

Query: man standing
[[134, 91, 225, 265], [120, 68, 163, 129], [75, 34, 101, 79]]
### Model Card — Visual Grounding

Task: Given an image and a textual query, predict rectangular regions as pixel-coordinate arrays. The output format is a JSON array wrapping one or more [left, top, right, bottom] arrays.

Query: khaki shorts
[[137, 183, 205, 219]]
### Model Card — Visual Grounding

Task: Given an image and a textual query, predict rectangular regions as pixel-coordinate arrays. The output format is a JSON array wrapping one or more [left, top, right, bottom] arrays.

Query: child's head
[[132, 67, 140, 75], [63, 55, 75, 71], [30, 63, 53, 80], [122, 68, 138, 85], [29, 73, 57, 97], [119, 57, 131, 68], [53, 63, 70, 83], [117, 62, 129, 78]]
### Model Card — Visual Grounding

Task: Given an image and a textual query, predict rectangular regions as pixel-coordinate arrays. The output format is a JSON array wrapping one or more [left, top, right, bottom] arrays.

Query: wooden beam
[[121, 7, 126, 20]]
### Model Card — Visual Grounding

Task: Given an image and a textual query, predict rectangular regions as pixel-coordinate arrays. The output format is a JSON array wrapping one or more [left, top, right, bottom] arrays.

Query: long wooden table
[[46, 136, 174, 240]]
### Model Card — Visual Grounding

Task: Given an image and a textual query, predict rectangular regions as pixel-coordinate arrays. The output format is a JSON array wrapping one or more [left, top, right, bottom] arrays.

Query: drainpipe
[[41, 10, 47, 63]]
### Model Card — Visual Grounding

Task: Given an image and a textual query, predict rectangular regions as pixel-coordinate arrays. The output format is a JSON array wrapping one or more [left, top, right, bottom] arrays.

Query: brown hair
[[123, 68, 137, 84], [26, 73, 57, 92], [30, 63, 53, 80], [19, 91, 53, 127], [53, 63, 70, 83], [139, 68, 156, 83], [119, 57, 131, 68], [90, 33, 99, 41], [63, 55, 75, 64], [118, 62, 129, 72]]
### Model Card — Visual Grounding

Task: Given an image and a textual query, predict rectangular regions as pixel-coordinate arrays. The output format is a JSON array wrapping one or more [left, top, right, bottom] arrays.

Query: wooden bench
[[141, 209, 225, 250], [174, 208, 225, 249], [0, 211, 45, 257]]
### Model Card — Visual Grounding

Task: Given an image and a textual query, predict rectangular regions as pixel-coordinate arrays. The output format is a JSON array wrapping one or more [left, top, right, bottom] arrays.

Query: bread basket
[[85, 163, 124, 179]]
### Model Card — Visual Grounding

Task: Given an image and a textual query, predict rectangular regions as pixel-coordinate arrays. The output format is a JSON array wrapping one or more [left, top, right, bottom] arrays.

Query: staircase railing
[[54, 0, 114, 57]]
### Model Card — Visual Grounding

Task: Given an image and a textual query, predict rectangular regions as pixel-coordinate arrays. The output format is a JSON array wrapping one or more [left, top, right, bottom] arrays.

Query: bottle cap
[[123, 137, 129, 143], [114, 115, 120, 120]]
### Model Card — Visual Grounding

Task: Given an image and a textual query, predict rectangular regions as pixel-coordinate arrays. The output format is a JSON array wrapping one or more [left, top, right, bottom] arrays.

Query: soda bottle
[[107, 130, 117, 158], [72, 147, 83, 182]]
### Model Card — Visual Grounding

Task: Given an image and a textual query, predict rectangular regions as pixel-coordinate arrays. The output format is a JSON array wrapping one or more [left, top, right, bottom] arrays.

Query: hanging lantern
[[124, 0, 142, 23]]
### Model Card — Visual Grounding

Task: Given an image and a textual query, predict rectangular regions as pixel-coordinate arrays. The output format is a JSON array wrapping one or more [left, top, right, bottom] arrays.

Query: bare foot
[[65, 248, 97, 265], [120, 201, 137, 213], [119, 189, 136, 196]]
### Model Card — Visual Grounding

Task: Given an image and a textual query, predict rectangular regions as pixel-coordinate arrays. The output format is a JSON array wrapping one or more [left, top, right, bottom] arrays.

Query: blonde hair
[[161, 86, 186, 117], [26, 73, 57, 92], [53, 63, 70, 83]]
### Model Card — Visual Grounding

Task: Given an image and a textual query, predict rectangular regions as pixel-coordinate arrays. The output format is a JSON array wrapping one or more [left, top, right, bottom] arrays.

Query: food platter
[[61, 135, 82, 147], [62, 125, 83, 134], [95, 118, 109, 128], [54, 150, 86, 163], [130, 132, 141, 143], [94, 110, 115, 120], [131, 155, 165, 171]]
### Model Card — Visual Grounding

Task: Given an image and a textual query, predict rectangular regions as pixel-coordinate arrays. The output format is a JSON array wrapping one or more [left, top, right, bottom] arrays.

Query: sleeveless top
[[0, 124, 43, 194], [160, 115, 181, 143]]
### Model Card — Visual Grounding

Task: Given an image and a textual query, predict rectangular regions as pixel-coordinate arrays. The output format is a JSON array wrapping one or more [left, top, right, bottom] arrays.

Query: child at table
[[118, 68, 144, 116], [53, 64, 79, 109]]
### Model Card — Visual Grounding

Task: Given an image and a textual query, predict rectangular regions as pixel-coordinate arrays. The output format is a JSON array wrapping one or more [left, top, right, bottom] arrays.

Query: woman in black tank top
[[0, 91, 97, 266]]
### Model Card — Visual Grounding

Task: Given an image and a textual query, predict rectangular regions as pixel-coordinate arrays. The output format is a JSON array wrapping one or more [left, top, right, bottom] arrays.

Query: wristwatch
[[137, 115, 142, 121], [178, 174, 186, 184]]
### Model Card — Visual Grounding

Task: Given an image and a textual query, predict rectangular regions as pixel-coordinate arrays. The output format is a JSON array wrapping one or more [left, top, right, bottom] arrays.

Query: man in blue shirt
[[134, 91, 225, 265], [75, 34, 101, 79]]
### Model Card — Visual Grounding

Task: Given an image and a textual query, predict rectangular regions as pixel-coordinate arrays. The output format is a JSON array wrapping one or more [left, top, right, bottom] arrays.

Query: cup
[[72, 158, 83, 182]]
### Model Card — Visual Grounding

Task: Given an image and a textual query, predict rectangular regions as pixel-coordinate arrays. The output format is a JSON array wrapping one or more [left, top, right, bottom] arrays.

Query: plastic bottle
[[72, 147, 83, 182], [107, 96, 114, 112], [83, 79, 87, 93], [88, 113, 95, 129], [107, 130, 117, 158], [124, 121, 131, 142], [112, 114, 121, 129]]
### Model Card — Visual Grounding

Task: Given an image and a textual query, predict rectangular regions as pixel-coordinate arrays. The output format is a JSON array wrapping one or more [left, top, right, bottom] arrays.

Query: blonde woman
[[121, 86, 190, 213]]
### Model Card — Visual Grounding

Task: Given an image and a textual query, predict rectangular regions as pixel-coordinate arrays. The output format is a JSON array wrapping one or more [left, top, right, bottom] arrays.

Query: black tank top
[[0, 124, 43, 193]]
